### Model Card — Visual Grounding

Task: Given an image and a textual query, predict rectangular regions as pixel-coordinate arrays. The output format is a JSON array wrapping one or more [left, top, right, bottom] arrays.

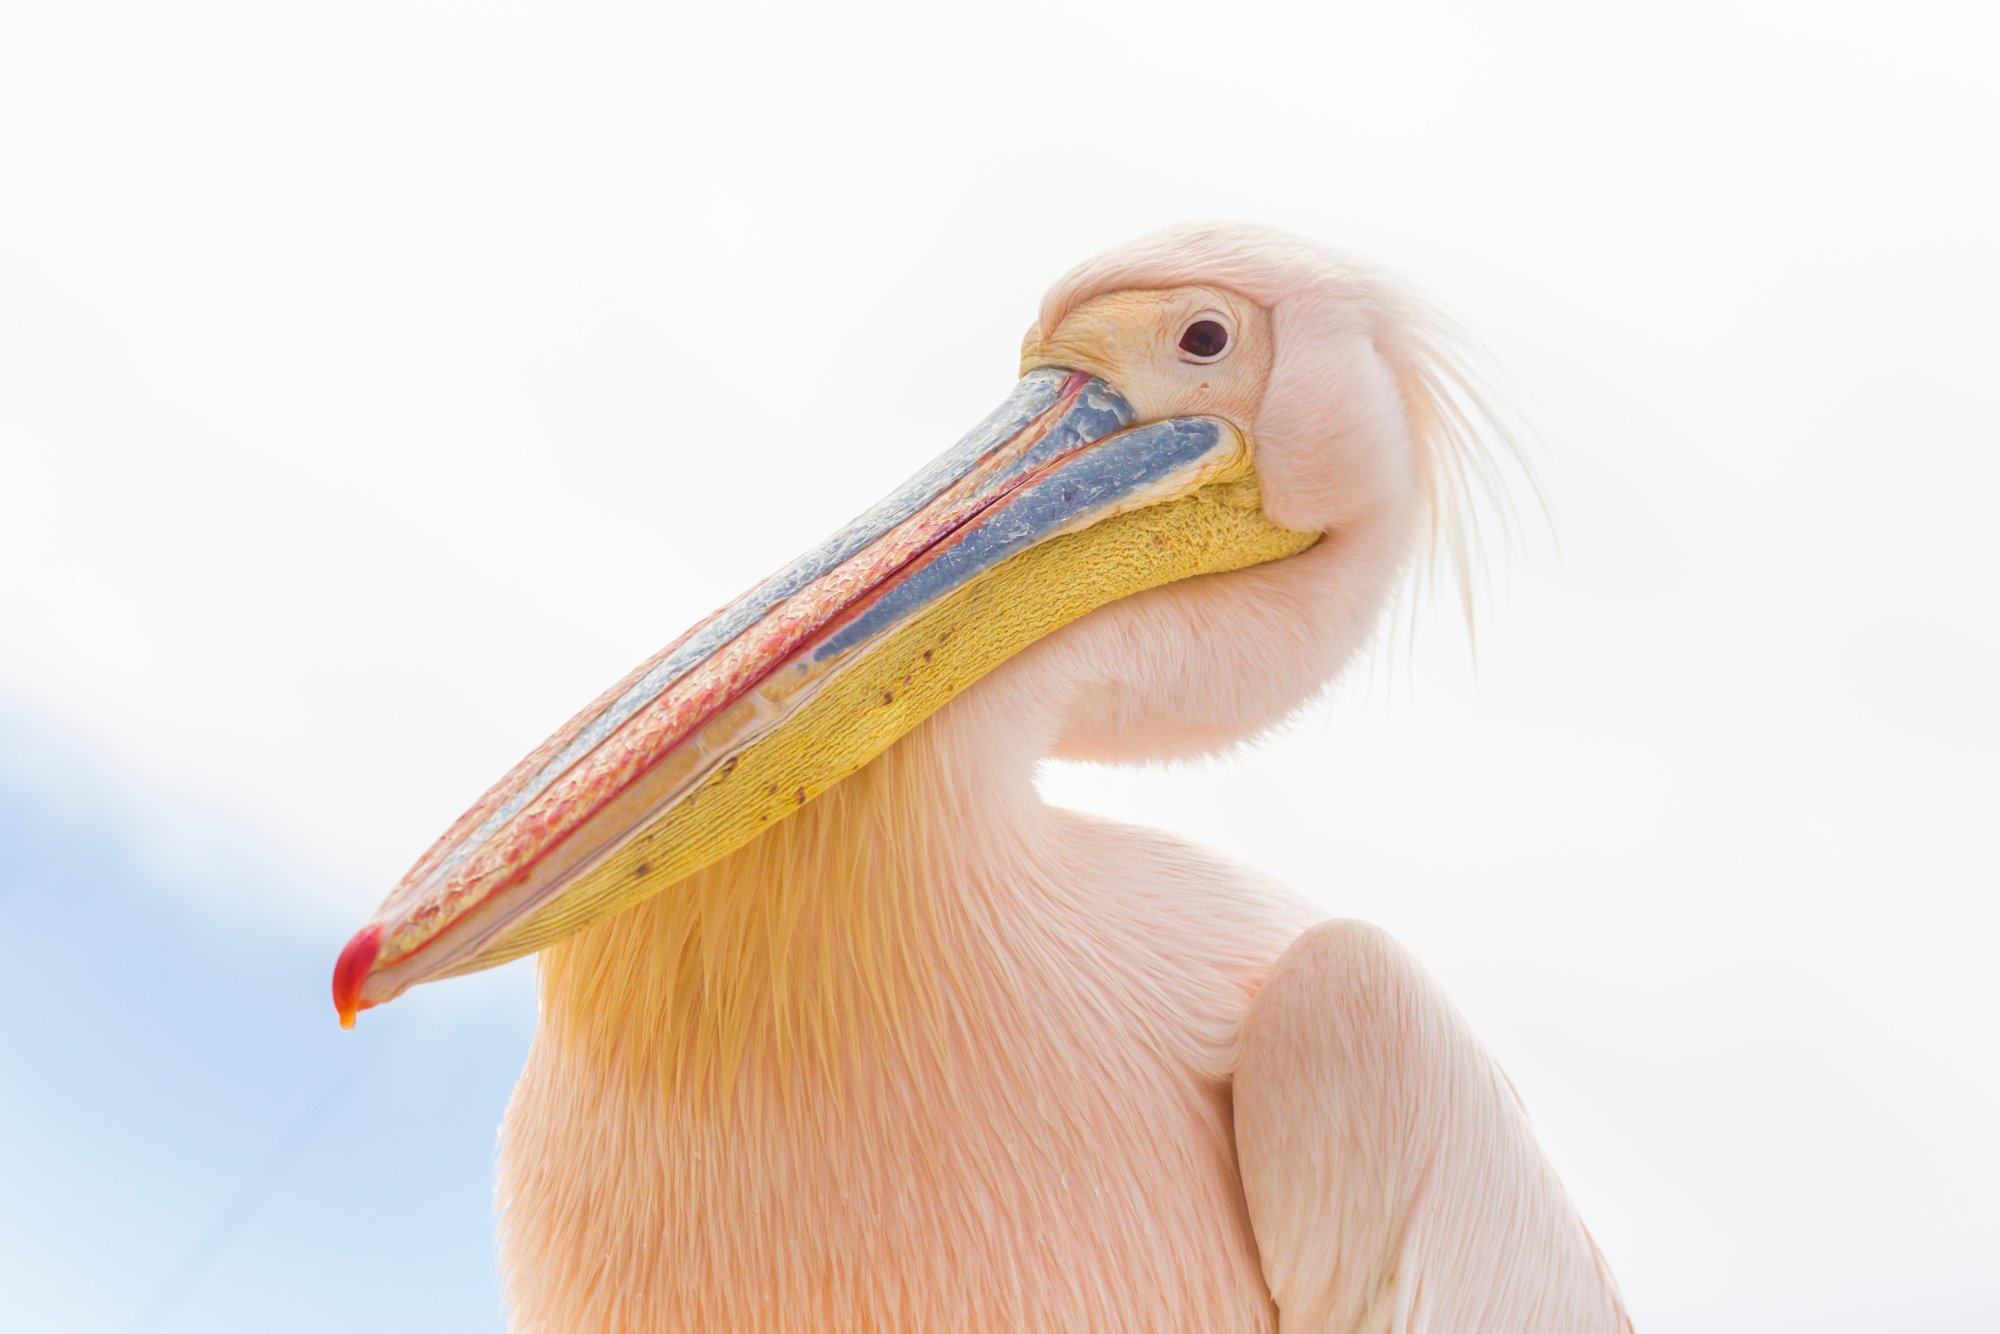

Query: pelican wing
[[1234, 921, 1633, 1333]]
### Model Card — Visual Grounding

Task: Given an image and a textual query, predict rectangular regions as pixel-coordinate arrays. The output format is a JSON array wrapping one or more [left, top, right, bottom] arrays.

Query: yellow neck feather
[[536, 726, 1005, 1102]]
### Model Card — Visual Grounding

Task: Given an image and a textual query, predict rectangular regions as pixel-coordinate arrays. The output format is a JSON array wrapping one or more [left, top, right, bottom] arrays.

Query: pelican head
[[333, 223, 1501, 1025]]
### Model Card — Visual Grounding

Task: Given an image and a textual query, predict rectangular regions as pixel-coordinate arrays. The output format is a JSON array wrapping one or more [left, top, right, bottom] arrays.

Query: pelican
[[334, 223, 1630, 1332]]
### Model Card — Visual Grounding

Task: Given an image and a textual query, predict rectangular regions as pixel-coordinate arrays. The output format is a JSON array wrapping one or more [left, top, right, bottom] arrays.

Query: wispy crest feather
[[1369, 273, 1538, 647]]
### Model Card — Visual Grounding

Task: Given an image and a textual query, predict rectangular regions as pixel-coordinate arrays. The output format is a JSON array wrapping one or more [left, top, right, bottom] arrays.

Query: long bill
[[333, 367, 1316, 1025]]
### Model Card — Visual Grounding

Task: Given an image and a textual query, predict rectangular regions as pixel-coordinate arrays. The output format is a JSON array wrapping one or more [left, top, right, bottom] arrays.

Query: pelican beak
[[334, 368, 1316, 1024]]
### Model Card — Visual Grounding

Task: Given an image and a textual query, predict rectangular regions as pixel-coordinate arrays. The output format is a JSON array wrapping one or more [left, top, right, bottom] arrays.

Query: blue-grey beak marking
[[815, 414, 1239, 660]]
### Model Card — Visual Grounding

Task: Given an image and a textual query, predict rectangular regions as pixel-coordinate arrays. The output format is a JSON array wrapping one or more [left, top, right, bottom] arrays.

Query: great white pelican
[[335, 223, 1628, 1333]]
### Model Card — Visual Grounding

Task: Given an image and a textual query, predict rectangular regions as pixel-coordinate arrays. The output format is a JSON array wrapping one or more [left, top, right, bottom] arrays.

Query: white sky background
[[1, 2, 1996, 1329]]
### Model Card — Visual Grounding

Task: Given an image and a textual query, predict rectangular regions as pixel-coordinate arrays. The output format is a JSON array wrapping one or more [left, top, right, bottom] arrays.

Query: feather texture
[[1236, 921, 1632, 1332]]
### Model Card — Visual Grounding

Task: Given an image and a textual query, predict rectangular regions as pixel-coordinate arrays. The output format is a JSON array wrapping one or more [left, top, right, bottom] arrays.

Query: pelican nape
[[335, 224, 1629, 1333]]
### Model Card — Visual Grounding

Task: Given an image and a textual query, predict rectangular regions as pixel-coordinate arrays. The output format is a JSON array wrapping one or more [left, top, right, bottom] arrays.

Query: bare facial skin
[[1021, 284, 1275, 435]]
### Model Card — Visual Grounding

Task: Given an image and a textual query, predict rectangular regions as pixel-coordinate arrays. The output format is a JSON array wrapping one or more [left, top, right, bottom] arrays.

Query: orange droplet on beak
[[332, 924, 381, 1030]]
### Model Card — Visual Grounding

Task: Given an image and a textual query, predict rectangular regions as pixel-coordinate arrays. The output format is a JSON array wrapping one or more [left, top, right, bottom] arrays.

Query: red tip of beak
[[332, 924, 381, 1030]]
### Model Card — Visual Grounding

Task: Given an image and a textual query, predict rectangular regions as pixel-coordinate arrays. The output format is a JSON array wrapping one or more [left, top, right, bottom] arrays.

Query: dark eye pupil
[[1179, 319, 1228, 359]]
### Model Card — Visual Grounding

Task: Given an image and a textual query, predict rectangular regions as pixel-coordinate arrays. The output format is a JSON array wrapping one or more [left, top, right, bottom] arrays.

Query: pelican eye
[[1177, 317, 1230, 363]]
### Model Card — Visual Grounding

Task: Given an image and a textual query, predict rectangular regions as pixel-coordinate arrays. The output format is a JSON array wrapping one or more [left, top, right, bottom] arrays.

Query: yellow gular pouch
[[443, 467, 1318, 979]]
